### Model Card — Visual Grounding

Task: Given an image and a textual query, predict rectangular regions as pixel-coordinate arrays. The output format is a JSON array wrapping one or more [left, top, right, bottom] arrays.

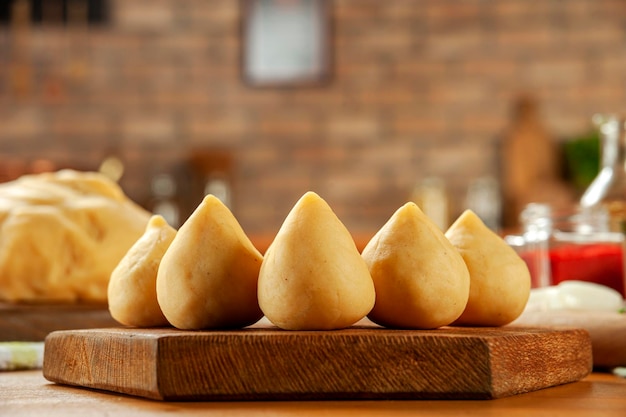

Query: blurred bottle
[[411, 177, 449, 231], [150, 174, 180, 228], [204, 172, 232, 209], [580, 114, 626, 233], [464, 176, 502, 232]]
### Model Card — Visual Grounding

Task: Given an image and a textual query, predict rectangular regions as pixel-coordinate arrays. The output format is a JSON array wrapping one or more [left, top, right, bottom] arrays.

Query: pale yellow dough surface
[[445, 210, 531, 326], [108, 215, 176, 327], [362, 202, 470, 329], [258, 192, 375, 330], [0, 170, 151, 303], [156, 195, 263, 330]]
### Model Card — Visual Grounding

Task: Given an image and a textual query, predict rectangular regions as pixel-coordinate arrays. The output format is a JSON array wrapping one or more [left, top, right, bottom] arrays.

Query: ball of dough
[[445, 210, 531, 326], [362, 202, 470, 329], [156, 195, 264, 330], [108, 215, 176, 327], [258, 192, 375, 330]]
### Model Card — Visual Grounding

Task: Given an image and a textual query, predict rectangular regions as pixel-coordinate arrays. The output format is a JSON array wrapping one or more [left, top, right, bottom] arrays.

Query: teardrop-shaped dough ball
[[445, 210, 531, 326], [362, 202, 470, 329], [258, 191, 375, 330], [108, 215, 176, 327], [156, 195, 263, 330]]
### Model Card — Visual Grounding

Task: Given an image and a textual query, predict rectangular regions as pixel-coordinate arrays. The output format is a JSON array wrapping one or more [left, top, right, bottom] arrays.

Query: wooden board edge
[[43, 330, 165, 400], [488, 328, 593, 399], [153, 330, 494, 401]]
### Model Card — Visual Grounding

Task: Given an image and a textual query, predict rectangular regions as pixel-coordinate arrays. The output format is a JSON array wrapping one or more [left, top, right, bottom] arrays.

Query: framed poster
[[241, 0, 331, 87]]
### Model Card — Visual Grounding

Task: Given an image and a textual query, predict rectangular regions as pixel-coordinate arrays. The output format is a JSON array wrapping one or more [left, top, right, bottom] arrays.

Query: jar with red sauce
[[506, 203, 626, 297]]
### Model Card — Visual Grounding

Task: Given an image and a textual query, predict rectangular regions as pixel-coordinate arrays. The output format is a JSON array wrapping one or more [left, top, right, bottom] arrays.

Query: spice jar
[[505, 203, 626, 297]]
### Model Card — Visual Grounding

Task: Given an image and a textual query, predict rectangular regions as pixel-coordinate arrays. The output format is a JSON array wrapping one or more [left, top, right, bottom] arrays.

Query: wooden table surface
[[1, 370, 626, 416]]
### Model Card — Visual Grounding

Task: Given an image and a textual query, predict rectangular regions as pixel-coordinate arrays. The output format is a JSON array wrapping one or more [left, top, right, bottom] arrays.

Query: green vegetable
[[563, 131, 600, 190]]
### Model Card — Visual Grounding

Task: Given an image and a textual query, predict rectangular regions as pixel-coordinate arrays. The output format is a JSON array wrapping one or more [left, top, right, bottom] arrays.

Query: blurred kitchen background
[[1, 0, 625, 246]]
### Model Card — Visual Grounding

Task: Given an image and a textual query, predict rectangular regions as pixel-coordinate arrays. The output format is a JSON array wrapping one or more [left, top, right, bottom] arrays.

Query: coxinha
[[108, 191, 531, 331]]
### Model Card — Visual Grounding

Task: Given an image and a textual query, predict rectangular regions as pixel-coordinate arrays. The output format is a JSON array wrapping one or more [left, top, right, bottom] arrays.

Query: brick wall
[[1, 0, 626, 239]]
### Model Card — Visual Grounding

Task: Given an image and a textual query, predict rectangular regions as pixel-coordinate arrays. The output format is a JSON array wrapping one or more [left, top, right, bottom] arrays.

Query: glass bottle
[[580, 114, 626, 233], [150, 173, 180, 228], [411, 177, 449, 231]]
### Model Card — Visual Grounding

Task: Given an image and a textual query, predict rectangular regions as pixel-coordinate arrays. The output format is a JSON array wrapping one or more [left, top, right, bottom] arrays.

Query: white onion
[[526, 281, 625, 313]]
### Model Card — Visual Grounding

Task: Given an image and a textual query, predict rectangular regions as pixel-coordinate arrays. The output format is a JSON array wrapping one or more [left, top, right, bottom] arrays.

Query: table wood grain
[[2, 370, 626, 416]]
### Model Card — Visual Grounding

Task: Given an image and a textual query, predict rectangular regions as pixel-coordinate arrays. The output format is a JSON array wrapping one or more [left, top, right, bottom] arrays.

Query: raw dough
[[0, 170, 151, 303]]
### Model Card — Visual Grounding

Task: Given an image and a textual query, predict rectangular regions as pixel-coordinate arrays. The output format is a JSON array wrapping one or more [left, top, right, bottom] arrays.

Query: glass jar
[[580, 114, 626, 233], [505, 203, 626, 296]]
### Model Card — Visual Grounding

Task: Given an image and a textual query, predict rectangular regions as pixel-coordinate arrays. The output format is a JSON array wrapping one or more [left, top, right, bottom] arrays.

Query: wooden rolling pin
[[511, 309, 626, 368]]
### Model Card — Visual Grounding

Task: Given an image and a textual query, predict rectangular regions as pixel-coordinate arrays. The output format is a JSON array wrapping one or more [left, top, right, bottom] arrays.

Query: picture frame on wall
[[241, 0, 331, 87]]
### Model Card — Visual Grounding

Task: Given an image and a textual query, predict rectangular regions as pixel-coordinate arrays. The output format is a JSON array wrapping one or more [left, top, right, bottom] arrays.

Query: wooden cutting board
[[0, 303, 117, 342], [43, 322, 592, 401]]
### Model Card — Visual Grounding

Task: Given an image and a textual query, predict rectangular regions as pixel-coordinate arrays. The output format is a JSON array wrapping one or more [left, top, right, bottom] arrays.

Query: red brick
[[121, 114, 177, 144], [111, 0, 175, 31], [0, 109, 45, 140], [325, 113, 382, 142], [187, 112, 251, 144]]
